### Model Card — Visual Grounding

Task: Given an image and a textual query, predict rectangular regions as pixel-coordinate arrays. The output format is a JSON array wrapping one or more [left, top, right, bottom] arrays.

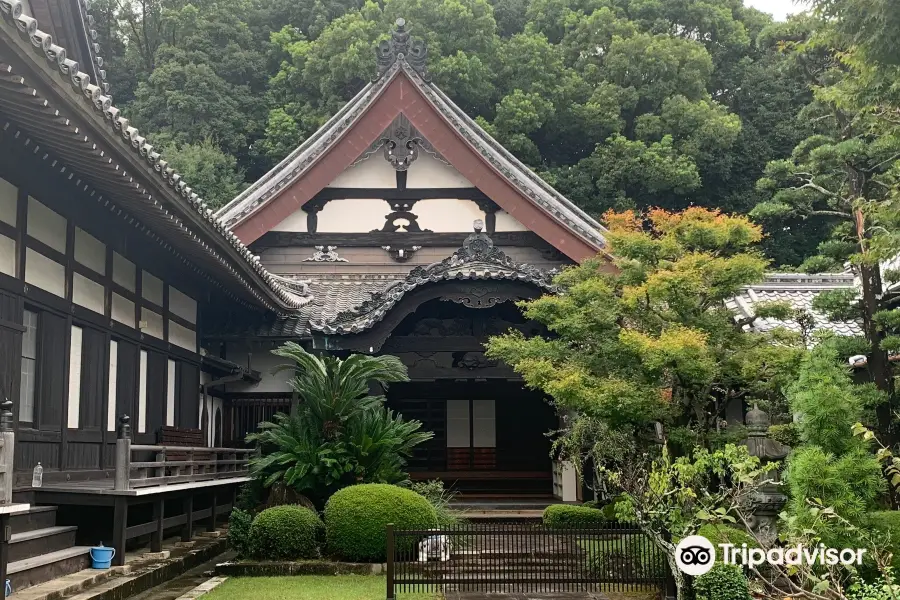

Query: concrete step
[[10, 526, 79, 563], [10, 506, 58, 534], [8, 546, 93, 592]]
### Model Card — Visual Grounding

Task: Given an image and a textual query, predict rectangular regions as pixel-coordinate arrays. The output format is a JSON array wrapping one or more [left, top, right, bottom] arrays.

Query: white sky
[[744, 0, 811, 20]]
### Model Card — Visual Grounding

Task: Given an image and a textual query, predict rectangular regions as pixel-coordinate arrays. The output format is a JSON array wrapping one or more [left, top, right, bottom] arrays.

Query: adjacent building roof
[[0, 2, 310, 312], [216, 19, 609, 262], [725, 273, 863, 338]]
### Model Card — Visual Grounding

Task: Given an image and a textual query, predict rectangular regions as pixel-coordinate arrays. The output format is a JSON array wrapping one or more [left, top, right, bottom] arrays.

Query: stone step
[[8, 546, 93, 592], [10, 506, 58, 534], [10, 526, 79, 563]]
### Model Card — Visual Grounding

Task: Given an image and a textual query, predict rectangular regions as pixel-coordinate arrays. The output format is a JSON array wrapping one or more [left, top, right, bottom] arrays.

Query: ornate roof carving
[[350, 114, 450, 169], [376, 18, 429, 81], [0, 1, 311, 311], [310, 220, 558, 335]]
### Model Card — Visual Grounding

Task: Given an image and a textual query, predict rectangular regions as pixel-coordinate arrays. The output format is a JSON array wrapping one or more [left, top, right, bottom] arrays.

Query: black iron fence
[[386, 520, 673, 599]]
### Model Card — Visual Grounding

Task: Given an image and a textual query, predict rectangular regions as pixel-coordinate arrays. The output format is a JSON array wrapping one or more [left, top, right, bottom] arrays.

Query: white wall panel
[[169, 287, 197, 324], [495, 210, 528, 232], [73, 273, 105, 314], [169, 321, 197, 353], [327, 157, 396, 188], [111, 293, 135, 327], [142, 271, 164, 305], [446, 400, 470, 448], [67, 326, 83, 429], [107, 340, 118, 432], [472, 399, 496, 447], [406, 153, 472, 188], [166, 359, 176, 427], [27, 197, 66, 253], [415, 199, 485, 232], [315, 199, 390, 233], [74, 228, 106, 274], [25, 249, 65, 297], [0, 178, 16, 226], [112, 252, 136, 291], [0, 234, 15, 276], [138, 350, 148, 433], [141, 308, 164, 340]]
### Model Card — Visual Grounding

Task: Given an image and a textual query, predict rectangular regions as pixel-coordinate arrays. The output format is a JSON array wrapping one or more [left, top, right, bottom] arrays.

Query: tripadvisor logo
[[674, 535, 867, 576]]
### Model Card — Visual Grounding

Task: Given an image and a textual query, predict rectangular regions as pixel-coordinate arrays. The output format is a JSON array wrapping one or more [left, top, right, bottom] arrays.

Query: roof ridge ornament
[[376, 18, 429, 81]]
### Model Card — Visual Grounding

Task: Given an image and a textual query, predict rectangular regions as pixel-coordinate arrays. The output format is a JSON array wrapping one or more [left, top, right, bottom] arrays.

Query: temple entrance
[[373, 298, 557, 497], [388, 380, 556, 496]]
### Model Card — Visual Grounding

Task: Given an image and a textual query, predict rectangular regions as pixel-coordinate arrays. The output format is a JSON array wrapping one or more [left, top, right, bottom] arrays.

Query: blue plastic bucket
[[90, 545, 115, 569]]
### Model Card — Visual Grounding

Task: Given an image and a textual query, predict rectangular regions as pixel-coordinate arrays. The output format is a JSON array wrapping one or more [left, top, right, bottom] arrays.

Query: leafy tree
[[157, 138, 247, 209], [247, 343, 433, 507]]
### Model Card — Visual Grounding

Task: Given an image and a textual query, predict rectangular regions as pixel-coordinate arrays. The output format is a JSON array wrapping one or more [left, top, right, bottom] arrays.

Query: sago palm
[[247, 343, 432, 506]]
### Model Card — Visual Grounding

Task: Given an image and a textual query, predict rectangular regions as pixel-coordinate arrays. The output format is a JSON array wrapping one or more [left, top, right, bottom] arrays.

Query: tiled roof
[[0, 1, 311, 311], [725, 273, 863, 338], [216, 19, 608, 256]]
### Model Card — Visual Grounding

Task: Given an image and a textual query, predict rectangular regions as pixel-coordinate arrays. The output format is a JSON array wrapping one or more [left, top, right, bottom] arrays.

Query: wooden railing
[[114, 415, 254, 491]]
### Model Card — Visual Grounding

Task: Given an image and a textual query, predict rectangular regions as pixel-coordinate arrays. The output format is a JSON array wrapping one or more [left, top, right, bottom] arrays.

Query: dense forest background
[[90, 0, 841, 266]]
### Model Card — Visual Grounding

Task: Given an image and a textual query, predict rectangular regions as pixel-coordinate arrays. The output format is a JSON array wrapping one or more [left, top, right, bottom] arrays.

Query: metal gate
[[386, 520, 673, 598]]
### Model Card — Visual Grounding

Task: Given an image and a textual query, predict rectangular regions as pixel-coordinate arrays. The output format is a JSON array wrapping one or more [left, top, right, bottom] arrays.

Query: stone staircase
[[8, 506, 92, 592]]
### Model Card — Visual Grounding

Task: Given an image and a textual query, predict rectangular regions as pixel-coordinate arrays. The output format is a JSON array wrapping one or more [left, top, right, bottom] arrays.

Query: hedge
[[542, 504, 608, 528], [696, 524, 758, 550], [694, 563, 751, 600], [325, 484, 437, 562], [248, 505, 323, 560], [227, 508, 253, 558]]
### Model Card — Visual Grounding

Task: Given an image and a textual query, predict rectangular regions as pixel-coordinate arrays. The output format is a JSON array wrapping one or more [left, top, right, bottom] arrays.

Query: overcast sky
[[745, 0, 811, 20]]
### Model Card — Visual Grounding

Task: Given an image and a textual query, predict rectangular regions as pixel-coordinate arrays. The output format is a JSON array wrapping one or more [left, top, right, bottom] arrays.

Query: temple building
[[0, 6, 612, 590]]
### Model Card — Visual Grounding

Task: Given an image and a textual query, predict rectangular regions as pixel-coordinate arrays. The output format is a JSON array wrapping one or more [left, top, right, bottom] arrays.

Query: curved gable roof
[[217, 20, 610, 263]]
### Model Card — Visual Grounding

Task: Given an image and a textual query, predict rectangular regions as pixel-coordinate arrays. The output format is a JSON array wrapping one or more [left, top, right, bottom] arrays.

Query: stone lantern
[[742, 404, 790, 544]]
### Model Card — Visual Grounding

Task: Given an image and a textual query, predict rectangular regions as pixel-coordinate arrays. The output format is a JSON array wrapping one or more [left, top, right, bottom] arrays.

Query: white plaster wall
[[317, 199, 390, 233], [169, 321, 197, 353], [67, 326, 83, 429], [24, 249, 65, 297], [0, 234, 15, 276], [73, 273, 105, 314], [142, 271, 164, 305], [141, 307, 164, 340], [74, 228, 106, 274], [111, 293, 135, 327], [495, 210, 528, 232], [0, 178, 17, 226], [113, 253, 136, 291], [27, 197, 66, 253], [272, 209, 308, 232], [169, 287, 197, 324], [107, 340, 118, 431], [166, 359, 176, 427], [415, 199, 484, 232], [138, 350, 148, 433], [327, 157, 397, 188], [228, 349, 293, 394], [406, 153, 472, 188]]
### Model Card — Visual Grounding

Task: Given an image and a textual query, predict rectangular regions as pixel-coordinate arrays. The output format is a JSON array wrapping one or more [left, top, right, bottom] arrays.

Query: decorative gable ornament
[[376, 18, 429, 81], [304, 246, 348, 263]]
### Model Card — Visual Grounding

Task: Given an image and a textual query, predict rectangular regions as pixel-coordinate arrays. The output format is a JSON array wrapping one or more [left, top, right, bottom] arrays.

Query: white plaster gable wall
[[272, 208, 308, 232], [415, 199, 484, 232], [326, 151, 473, 189], [327, 156, 397, 188], [495, 210, 527, 232], [317, 199, 390, 233], [406, 153, 472, 188]]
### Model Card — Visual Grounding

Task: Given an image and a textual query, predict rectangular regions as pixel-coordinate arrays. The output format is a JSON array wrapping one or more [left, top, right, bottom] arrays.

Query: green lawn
[[203, 576, 439, 600]]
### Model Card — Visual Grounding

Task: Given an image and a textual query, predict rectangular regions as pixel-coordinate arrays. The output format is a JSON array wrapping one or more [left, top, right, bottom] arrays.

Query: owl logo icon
[[675, 535, 716, 576]]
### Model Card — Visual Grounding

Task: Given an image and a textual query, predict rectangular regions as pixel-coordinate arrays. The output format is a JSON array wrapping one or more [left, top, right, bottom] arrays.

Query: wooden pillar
[[114, 415, 132, 491], [208, 492, 217, 532], [150, 499, 164, 553], [181, 496, 193, 542], [112, 498, 127, 567]]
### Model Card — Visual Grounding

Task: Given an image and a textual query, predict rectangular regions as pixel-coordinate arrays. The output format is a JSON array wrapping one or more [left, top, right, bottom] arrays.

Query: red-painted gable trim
[[233, 72, 602, 262]]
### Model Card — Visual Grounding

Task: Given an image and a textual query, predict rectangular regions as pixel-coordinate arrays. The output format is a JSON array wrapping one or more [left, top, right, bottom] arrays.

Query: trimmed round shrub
[[227, 508, 253, 558], [248, 505, 323, 560], [693, 563, 751, 600], [542, 504, 607, 528], [325, 484, 437, 562]]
